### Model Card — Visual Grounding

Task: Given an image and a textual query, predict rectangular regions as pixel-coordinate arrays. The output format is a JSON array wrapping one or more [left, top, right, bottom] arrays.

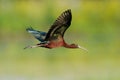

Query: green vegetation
[[0, 0, 120, 80]]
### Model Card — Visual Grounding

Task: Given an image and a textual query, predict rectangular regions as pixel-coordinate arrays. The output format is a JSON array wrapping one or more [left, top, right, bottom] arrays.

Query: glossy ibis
[[24, 9, 87, 51]]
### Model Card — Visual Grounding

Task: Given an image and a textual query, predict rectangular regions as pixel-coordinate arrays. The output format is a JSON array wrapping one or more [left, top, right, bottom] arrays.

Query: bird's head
[[70, 44, 88, 51]]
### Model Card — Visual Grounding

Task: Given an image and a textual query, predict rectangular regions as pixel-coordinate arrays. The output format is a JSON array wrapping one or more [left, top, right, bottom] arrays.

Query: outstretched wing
[[26, 27, 47, 42], [44, 9, 72, 41]]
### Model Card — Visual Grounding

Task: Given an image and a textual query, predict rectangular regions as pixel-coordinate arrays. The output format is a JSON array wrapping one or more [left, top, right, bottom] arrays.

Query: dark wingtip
[[65, 9, 71, 13], [63, 9, 72, 26], [68, 9, 71, 11]]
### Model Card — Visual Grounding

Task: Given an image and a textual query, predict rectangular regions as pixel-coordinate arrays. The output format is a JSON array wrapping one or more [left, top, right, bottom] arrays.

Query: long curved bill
[[78, 45, 88, 52]]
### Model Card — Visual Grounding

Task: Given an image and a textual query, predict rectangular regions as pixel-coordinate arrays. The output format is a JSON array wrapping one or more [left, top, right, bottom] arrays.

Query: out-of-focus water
[[0, 37, 120, 80]]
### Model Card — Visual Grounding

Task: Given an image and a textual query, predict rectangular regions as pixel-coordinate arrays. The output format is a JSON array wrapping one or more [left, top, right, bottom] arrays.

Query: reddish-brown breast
[[45, 36, 65, 48]]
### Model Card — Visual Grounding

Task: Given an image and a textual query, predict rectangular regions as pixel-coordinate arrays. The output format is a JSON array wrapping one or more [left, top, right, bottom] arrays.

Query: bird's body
[[45, 35, 64, 48], [25, 9, 87, 51]]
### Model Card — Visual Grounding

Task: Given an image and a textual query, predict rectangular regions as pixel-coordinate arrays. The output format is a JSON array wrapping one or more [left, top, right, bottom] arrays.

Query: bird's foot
[[24, 45, 38, 49]]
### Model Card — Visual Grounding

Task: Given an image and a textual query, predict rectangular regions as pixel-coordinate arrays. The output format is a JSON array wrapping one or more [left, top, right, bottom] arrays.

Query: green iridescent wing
[[45, 9, 72, 41]]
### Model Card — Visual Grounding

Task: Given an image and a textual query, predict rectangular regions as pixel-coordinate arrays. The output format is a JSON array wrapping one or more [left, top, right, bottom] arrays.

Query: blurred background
[[0, 0, 120, 80]]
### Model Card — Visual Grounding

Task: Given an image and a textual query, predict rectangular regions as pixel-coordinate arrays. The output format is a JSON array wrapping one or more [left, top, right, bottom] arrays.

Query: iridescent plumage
[[24, 9, 87, 51]]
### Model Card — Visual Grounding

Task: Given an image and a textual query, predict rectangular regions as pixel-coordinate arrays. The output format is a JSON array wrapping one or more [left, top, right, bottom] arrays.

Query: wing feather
[[26, 27, 47, 42], [45, 9, 72, 41]]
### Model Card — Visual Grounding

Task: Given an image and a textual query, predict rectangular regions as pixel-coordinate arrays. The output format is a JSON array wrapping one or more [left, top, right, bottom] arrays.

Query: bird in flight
[[24, 9, 87, 51]]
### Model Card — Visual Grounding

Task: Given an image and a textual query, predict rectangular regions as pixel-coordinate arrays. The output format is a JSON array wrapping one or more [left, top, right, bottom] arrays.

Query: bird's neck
[[63, 42, 78, 48]]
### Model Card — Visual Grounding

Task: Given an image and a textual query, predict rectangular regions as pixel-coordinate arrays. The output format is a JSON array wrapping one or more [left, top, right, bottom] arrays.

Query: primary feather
[[44, 9, 72, 41]]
